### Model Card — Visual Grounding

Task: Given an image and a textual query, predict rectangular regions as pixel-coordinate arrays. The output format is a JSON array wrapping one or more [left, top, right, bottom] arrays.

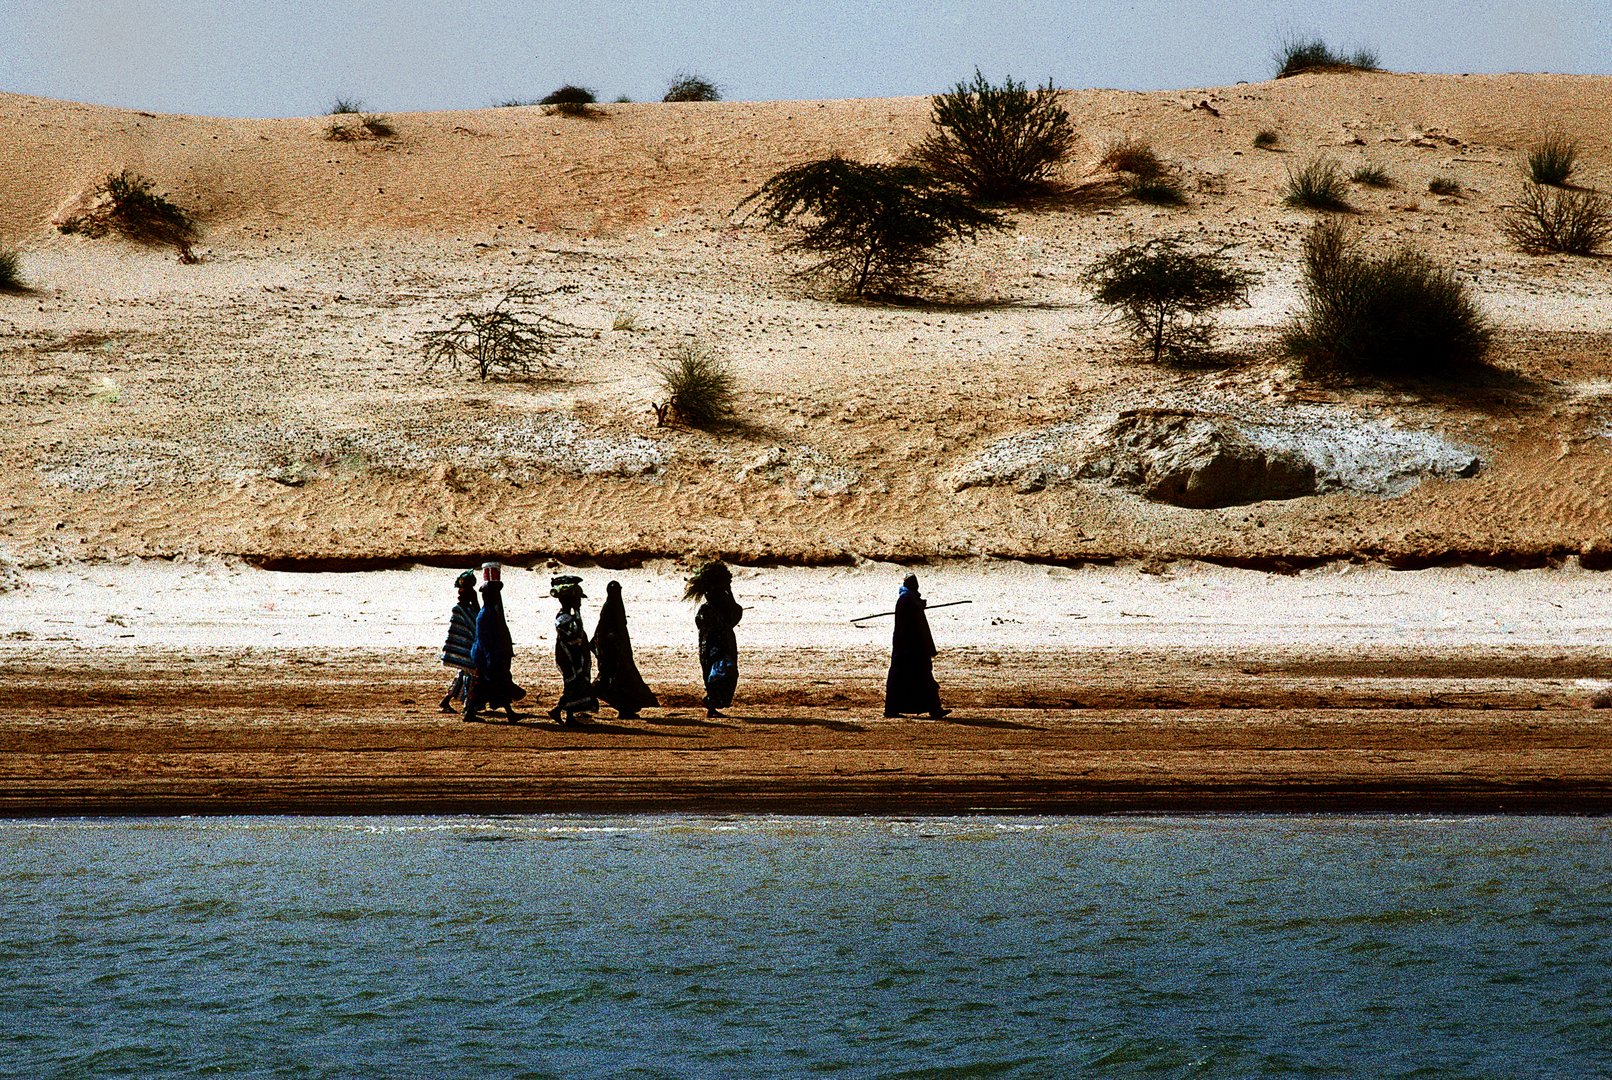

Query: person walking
[[687, 560, 742, 719], [464, 562, 526, 722], [884, 573, 949, 719], [438, 570, 479, 713], [592, 580, 659, 720], [548, 575, 598, 726]]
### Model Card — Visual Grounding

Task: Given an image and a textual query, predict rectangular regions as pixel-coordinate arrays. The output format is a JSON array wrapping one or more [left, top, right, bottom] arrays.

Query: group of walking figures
[[438, 560, 950, 724]]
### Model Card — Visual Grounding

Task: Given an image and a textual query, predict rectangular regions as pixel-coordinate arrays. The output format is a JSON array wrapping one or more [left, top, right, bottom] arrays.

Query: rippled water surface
[[2, 815, 1609, 1077]]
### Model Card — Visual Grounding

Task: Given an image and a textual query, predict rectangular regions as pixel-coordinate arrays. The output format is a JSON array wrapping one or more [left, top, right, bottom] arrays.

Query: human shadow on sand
[[735, 714, 868, 734], [939, 713, 1044, 731], [642, 712, 734, 730]]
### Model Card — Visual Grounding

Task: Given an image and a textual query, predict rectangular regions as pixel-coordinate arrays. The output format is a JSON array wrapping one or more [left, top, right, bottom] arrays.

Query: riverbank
[[3, 559, 1610, 815]]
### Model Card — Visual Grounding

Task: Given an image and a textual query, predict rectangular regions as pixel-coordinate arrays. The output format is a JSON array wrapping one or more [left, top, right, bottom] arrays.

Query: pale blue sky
[[3, 0, 1608, 117]]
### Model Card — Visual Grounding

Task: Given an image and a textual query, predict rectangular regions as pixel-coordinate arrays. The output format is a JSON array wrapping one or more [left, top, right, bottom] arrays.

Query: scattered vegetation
[[540, 85, 601, 117], [1503, 182, 1612, 255], [654, 342, 735, 428], [738, 157, 1007, 299], [495, 98, 537, 108], [326, 111, 395, 140], [0, 248, 23, 291], [1351, 163, 1393, 187], [1428, 176, 1461, 196], [1284, 218, 1491, 380], [1283, 158, 1351, 211], [1083, 239, 1257, 364], [1253, 129, 1279, 150], [663, 74, 721, 102], [1526, 132, 1579, 186], [1099, 138, 1184, 204], [420, 284, 583, 380], [611, 307, 639, 331], [328, 98, 365, 115], [1275, 37, 1380, 78], [56, 170, 199, 262], [1126, 174, 1187, 205], [1101, 138, 1163, 179], [911, 70, 1076, 202]]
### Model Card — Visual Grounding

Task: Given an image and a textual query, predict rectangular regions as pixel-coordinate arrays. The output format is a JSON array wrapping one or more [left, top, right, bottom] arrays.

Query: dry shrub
[[663, 74, 720, 102], [1284, 158, 1350, 211], [326, 112, 394, 141], [654, 343, 735, 428], [1428, 176, 1461, 196], [1284, 218, 1492, 380], [1526, 132, 1579, 187], [540, 85, 601, 118], [1275, 38, 1379, 77], [1351, 163, 1392, 187], [56, 170, 199, 262], [912, 70, 1075, 201], [0, 248, 23, 291], [1503, 182, 1611, 255], [1253, 130, 1279, 150], [1101, 138, 1163, 179], [420, 284, 583, 380]]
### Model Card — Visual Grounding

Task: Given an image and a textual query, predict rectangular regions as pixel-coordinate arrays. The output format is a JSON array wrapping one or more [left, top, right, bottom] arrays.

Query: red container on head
[[481, 561, 502, 584]]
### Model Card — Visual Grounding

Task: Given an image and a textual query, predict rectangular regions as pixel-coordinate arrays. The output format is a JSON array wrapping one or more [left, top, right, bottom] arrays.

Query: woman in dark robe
[[592, 580, 659, 719], [548, 576, 598, 726], [438, 570, 479, 713], [884, 573, 949, 719], [687, 560, 742, 718], [466, 575, 526, 722]]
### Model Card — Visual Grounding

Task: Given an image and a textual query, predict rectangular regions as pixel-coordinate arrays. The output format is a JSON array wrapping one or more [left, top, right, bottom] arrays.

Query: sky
[[2, 0, 1609, 118]]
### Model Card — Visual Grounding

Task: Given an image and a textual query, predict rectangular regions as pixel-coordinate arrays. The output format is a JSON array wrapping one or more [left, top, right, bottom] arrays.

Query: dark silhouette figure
[[464, 568, 526, 722], [687, 560, 742, 718], [438, 570, 478, 713], [592, 580, 659, 719], [884, 574, 949, 719], [548, 575, 597, 725]]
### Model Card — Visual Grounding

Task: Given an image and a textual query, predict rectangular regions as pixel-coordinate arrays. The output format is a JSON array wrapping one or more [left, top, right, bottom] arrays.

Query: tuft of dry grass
[[1275, 38, 1380, 78], [1284, 159, 1350, 211], [1253, 130, 1279, 150], [654, 342, 735, 428], [1351, 163, 1393, 187], [1100, 137, 1164, 179], [1526, 132, 1579, 187], [1428, 176, 1461, 196]]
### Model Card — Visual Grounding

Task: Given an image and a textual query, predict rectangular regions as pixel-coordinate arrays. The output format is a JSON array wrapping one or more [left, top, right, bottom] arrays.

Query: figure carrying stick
[[884, 573, 950, 719]]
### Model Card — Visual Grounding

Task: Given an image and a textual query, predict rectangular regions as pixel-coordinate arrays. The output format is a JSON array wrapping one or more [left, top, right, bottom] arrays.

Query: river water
[[2, 815, 1608, 1077]]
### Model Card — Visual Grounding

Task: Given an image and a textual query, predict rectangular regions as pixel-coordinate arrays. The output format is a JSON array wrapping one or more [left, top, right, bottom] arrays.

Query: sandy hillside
[[2, 73, 1612, 571]]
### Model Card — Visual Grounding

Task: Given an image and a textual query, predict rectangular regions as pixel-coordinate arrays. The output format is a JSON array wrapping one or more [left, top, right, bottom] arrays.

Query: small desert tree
[[663, 74, 721, 102], [1084, 239, 1257, 364], [420, 284, 583, 380], [540, 85, 600, 117], [1284, 218, 1492, 379], [912, 70, 1075, 201], [56, 170, 199, 262], [739, 157, 1006, 299]]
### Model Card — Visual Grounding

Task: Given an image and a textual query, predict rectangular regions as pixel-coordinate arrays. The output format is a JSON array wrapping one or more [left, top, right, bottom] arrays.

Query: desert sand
[[3, 73, 1612, 812]]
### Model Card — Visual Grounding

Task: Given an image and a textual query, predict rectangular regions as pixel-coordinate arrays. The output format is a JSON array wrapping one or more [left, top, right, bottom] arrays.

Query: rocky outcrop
[[1078, 410, 1319, 508]]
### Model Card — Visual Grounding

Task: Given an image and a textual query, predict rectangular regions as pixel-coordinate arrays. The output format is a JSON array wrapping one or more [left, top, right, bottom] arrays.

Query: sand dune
[[3, 73, 1612, 570]]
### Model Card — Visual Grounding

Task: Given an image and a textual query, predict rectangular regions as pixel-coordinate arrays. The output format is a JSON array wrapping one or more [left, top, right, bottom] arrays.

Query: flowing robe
[[468, 590, 525, 712], [884, 586, 942, 716], [696, 591, 743, 710], [554, 607, 599, 716], [592, 592, 659, 717]]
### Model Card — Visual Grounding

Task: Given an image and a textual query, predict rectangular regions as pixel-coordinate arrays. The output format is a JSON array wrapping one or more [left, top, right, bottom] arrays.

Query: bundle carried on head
[[684, 560, 731, 601], [550, 574, 585, 604]]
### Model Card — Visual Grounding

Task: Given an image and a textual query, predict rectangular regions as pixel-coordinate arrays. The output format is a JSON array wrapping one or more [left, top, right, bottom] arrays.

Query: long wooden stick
[[850, 599, 972, 624]]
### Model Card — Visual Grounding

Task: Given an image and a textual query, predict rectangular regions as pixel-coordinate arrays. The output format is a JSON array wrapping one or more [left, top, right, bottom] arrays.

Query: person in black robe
[[438, 570, 479, 713], [687, 560, 742, 718], [884, 573, 949, 719], [464, 574, 526, 722], [548, 575, 598, 725], [592, 580, 659, 719]]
